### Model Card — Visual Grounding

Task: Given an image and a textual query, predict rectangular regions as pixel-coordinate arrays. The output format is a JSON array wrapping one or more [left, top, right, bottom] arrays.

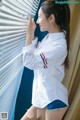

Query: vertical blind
[[0, 0, 40, 119], [0, 0, 40, 91]]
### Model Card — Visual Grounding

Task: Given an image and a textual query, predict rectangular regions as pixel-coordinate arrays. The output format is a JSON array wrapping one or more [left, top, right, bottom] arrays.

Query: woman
[[21, 0, 70, 120]]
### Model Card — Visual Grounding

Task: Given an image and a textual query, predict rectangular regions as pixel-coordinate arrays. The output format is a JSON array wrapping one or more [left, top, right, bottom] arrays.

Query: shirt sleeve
[[26, 37, 38, 50], [22, 41, 67, 70]]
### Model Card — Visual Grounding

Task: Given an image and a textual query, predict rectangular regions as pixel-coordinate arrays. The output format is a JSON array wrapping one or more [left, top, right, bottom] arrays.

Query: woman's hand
[[26, 17, 36, 46]]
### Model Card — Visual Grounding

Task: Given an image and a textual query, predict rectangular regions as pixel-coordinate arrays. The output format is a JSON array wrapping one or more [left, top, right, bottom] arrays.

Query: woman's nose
[[36, 19, 39, 24]]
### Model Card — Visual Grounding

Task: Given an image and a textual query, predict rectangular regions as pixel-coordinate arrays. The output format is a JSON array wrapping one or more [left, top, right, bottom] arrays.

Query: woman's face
[[36, 8, 51, 32]]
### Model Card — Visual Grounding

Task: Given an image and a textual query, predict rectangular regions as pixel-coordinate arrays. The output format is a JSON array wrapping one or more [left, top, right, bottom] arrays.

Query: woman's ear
[[49, 14, 55, 23]]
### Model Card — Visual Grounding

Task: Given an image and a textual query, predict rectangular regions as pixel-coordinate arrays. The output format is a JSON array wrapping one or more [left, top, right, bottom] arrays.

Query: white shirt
[[22, 32, 69, 108]]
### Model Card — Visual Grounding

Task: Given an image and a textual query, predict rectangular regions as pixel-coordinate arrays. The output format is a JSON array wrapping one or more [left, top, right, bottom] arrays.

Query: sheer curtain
[[0, 0, 40, 120]]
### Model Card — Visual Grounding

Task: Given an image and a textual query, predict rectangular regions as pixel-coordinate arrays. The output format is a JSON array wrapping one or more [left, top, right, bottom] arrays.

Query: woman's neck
[[48, 23, 61, 33]]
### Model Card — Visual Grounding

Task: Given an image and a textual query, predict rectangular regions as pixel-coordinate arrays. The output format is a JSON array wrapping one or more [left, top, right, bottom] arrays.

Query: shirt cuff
[[22, 37, 38, 53], [32, 37, 38, 46]]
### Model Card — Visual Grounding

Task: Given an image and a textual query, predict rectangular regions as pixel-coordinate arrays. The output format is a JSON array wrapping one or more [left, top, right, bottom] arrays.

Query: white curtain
[[0, 0, 40, 120]]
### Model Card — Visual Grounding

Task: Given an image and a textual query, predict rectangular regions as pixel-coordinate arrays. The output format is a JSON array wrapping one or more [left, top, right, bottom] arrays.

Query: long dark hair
[[41, 0, 70, 67]]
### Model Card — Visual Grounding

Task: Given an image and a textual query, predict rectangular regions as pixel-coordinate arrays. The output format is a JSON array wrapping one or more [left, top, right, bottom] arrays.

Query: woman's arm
[[26, 17, 36, 46], [23, 44, 67, 70]]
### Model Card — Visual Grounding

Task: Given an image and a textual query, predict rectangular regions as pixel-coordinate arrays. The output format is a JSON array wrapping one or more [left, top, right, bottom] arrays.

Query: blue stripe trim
[[47, 100, 68, 110]]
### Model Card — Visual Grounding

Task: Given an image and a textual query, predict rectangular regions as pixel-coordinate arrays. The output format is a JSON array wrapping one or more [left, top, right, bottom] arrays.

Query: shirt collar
[[48, 32, 65, 40]]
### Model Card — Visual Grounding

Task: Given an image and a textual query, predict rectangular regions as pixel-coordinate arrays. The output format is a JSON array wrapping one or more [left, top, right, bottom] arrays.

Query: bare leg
[[45, 107, 68, 120], [20, 105, 45, 120], [21, 105, 37, 120]]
